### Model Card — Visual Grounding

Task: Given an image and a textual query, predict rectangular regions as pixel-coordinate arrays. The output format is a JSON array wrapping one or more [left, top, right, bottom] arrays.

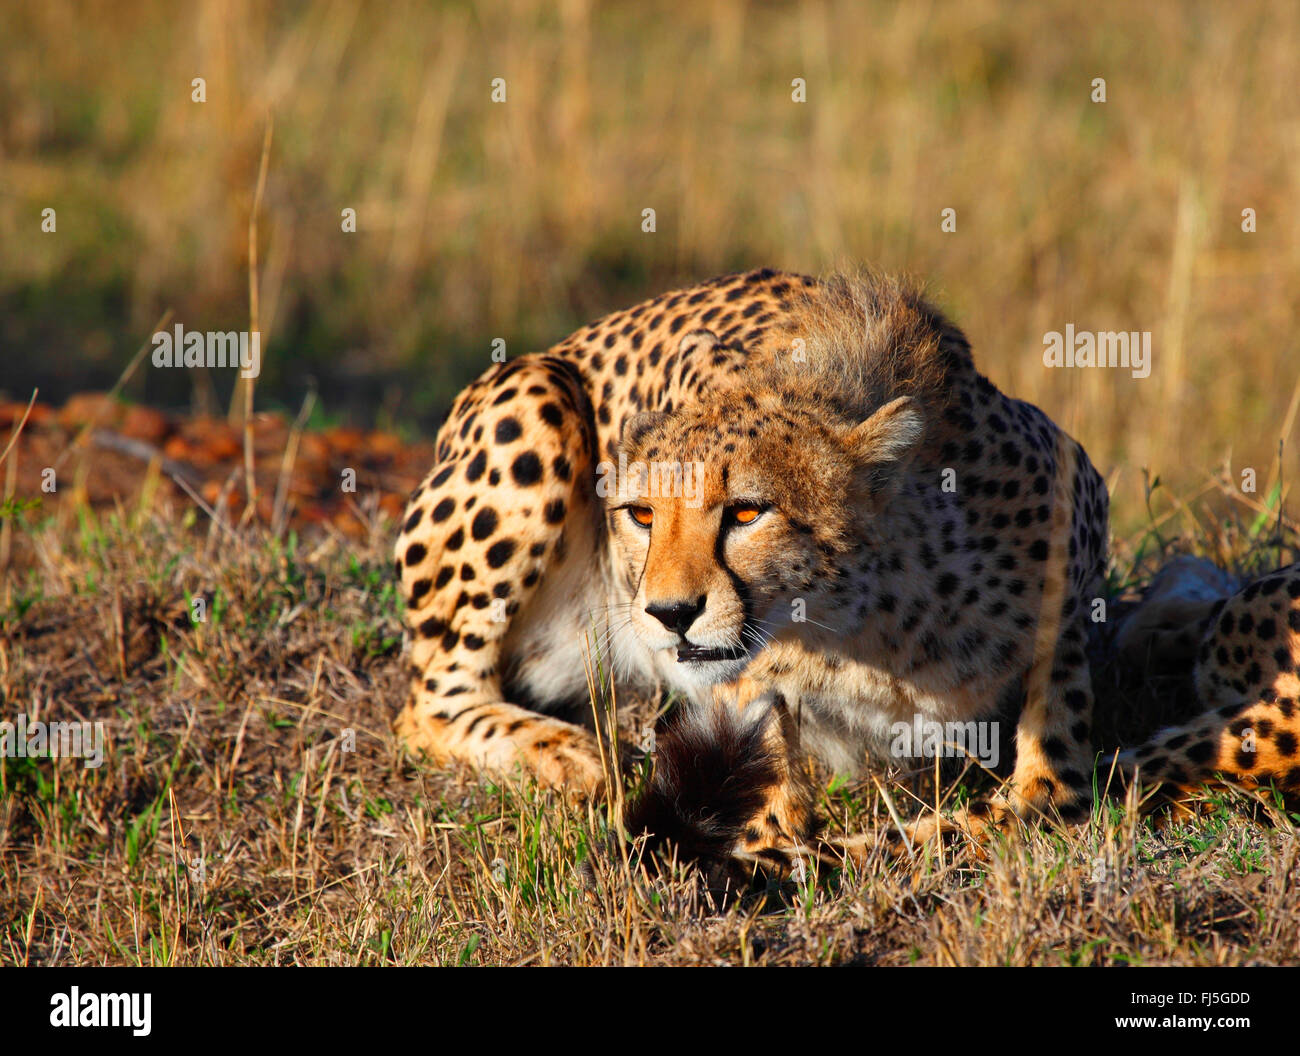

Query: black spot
[[405, 543, 427, 566], [471, 508, 499, 541], [432, 497, 455, 522], [510, 452, 543, 486], [486, 539, 517, 568], [404, 508, 424, 533], [465, 450, 487, 483], [540, 402, 564, 428], [495, 417, 522, 444], [434, 566, 454, 589], [544, 499, 566, 524]]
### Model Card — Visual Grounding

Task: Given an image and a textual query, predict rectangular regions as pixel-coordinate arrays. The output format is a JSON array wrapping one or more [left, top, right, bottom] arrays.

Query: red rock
[[121, 405, 173, 445], [299, 433, 330, 464], [163, 436, 195, 461], [0, 400, 52, 429], [59, 392, 124, 429], [367, 430, 404, 457], [182, 418, 241, 463], [323, 426, 365, 455]]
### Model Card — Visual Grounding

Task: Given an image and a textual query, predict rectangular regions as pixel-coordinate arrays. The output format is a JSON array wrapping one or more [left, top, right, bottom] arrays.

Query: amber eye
[[628, 506, 654, 527], [728, 503, 764, 525]]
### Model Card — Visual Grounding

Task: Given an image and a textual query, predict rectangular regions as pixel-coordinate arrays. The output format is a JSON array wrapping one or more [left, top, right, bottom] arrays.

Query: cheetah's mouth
[[675, 641, 748, 664]]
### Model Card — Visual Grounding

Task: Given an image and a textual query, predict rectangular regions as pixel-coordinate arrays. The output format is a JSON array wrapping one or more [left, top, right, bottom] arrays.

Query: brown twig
[[272, 388, 316, 537], [0, 388, 38, 471], [236, 115, 274, 525]]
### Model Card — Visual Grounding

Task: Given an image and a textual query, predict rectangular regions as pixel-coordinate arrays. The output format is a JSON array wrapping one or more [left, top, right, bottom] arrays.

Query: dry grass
[[2, 490, 1298, 967], [3, 1, 1300, 531]]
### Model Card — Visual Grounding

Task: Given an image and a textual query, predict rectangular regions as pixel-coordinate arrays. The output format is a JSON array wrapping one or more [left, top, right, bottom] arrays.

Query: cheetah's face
[[605, 392, 924, 688]]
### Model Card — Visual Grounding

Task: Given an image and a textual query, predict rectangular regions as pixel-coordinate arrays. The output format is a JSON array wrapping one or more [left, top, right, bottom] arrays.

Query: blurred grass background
[[1, 0, 1298, 532]]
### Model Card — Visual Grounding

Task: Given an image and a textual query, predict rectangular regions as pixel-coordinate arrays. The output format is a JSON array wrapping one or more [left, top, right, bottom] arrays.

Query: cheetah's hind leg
[[1110, 563, 1300, 800]]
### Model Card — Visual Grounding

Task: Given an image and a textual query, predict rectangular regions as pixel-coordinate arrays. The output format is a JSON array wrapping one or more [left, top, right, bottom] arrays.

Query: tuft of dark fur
[[762, 268, 968, 426], [623, 706, 782, 871]]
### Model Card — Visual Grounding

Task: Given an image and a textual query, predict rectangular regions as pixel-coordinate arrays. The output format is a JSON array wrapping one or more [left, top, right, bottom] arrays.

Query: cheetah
[[394, 268, 1111, 854], [1109, 560, 1300, 797]]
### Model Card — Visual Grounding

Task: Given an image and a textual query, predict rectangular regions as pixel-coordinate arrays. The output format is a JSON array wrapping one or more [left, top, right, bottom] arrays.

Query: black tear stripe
[[713, 508, 756, 663]]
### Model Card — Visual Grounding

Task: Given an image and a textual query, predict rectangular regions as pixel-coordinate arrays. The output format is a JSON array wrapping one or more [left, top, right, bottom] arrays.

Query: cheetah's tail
[[623, 705, 781, 872]]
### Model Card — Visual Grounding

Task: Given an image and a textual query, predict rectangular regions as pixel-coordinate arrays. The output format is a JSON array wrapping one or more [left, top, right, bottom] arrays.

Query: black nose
[[645, 596, 706, 635]]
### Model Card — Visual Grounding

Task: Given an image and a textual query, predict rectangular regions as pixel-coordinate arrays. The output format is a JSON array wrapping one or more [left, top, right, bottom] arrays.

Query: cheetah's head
[[604, 389, 924, 689]]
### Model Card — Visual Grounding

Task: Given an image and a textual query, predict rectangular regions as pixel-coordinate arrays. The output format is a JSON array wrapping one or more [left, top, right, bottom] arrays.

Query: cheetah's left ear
[[621, 411, 671, 450], [847, 396, 925, 497]]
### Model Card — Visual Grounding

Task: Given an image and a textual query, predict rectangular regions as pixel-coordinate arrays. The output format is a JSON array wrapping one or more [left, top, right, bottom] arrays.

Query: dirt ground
[[2, 396, 1299, 966]]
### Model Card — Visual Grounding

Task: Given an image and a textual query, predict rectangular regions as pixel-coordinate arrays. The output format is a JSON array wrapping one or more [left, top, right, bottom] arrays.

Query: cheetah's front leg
[[906, 442, 1100, 848], [895, 613, 1097, 853], [997, 610, 1096, 824], [394, 355, 608, 796]]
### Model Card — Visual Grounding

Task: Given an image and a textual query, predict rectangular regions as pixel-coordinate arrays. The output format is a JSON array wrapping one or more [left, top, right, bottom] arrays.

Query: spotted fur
[[1114, 563, 1300, 794], [394, 268, 1109, 855]]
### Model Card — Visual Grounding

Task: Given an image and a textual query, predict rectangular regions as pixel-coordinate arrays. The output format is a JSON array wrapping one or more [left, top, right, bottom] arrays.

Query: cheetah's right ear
[[846, 396, 925, 498], [621, 411, 670, 449]]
